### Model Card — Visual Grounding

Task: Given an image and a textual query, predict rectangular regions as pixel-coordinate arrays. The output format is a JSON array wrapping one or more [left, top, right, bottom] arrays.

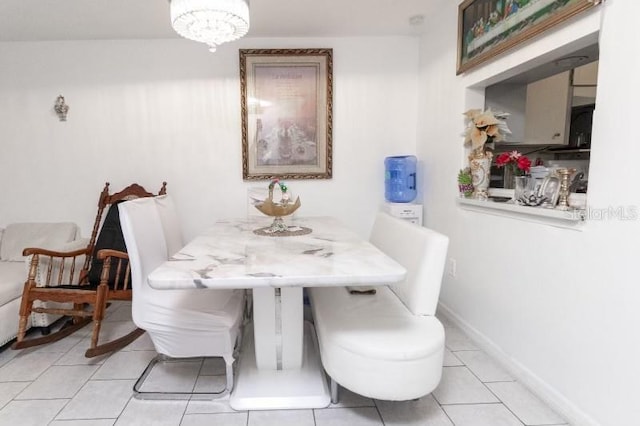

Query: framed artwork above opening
[[457, 0, 599, 75]]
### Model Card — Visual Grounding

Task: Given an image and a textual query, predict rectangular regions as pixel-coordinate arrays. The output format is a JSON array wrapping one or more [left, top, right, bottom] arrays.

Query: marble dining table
[[147, 215, 406, 411]]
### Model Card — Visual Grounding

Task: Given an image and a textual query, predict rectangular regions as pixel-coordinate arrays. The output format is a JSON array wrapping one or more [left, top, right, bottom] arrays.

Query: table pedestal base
[[229, 321, 330, 411]]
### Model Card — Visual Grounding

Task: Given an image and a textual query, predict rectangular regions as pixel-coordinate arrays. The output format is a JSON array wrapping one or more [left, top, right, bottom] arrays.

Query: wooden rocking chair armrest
[[23, 246, 91, 287], [96, 249, 129, 261], [22, 246, 91, 258]]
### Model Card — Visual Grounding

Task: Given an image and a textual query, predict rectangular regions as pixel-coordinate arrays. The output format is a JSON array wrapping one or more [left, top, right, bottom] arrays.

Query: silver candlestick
[[555, 168, 576, 210]]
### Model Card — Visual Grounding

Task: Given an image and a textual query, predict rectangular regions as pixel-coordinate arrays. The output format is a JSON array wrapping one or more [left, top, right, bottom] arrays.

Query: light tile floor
[[0, 302, 569, 426]]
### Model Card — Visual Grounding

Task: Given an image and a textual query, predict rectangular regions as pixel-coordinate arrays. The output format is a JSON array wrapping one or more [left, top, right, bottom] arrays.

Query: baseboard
[[437, 302, 600, 426]]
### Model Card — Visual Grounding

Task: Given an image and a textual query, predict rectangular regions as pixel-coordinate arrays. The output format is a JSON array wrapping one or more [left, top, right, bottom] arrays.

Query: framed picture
[[457, 0, 598, 75], [539, 175, 561, 206], [240, 48, 333, 180]]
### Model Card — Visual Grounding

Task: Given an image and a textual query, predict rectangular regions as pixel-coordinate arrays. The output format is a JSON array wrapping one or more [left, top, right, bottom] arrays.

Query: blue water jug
[[385, 155, 417, 203]]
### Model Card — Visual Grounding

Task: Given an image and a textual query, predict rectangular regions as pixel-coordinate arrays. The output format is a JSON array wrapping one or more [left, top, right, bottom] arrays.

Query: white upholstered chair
[[154, 194, 184, 258], [309, 212, 449, 402], [117, 196, 245, 396]]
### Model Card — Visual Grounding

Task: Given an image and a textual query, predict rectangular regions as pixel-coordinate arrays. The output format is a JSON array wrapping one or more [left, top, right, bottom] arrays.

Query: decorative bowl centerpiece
[[254, 179, 306, 235]]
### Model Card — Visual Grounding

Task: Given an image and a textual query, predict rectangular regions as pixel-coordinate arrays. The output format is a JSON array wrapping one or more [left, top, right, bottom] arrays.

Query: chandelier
[[170, 0, 250, 52]]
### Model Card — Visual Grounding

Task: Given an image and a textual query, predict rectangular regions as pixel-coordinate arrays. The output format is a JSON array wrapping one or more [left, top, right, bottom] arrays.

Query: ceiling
[[0, 0, 444, 42]]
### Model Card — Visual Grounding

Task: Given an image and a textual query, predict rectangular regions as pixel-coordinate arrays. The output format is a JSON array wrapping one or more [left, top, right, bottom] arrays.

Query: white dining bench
[[309, 212, 449, 402]]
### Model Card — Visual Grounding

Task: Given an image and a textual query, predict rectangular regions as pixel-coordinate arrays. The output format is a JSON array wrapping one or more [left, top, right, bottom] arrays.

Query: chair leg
[[88, 318, 104, 353], [330, 377, 339, 404], [85, 285, 146, 358], [72, 304, 85, 324], [14, 282, 34, 345], [14, 316, 30, 347], [133, 355, 228, 400], [88, 285, 109, 351]]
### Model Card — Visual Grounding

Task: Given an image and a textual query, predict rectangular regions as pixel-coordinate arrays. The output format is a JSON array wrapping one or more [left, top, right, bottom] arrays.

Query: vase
[[513, 175, 537, 204], [469, 151, 492, 200], [513, 176, 527, 203]]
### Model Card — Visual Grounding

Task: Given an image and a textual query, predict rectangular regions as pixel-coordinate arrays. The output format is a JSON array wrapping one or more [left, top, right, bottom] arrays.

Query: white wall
[[0, 36, 419, 239], [418, 2, 640, 426]]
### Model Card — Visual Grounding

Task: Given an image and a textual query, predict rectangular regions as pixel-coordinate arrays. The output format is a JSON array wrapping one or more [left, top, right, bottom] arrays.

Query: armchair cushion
[[0, 261, 27, 306], [0, 222, 78, 261]]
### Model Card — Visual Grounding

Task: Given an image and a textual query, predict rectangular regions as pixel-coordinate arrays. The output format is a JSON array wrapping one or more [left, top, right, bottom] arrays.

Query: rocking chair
[[12, 181, 167, 357]]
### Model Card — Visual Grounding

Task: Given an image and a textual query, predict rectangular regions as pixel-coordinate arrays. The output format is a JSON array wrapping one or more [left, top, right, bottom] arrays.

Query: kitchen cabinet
[[572, 60, 598, 106], [484, 84, 526, 143], [573, 60, 598, 85], [524, 71, 571, 145], [485, 60, 598, 146]]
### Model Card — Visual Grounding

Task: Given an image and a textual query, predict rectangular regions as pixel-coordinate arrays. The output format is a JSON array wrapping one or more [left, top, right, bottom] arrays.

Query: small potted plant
[[457, 168, 474, 198]]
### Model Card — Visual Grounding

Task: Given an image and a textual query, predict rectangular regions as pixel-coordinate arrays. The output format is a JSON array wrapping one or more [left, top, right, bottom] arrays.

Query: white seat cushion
[[312, 286, 443, 361], [0, 261, 26, 305], [310, 285, 445, 401]]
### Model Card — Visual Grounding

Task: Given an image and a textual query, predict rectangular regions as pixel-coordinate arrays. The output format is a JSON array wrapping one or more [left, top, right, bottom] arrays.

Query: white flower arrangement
[[463, 108, 512, 156]]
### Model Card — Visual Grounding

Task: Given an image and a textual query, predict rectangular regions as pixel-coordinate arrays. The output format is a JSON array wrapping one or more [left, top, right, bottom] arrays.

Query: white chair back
[[154, 194, 184, 257], [118, 197, 168, 327], [369, 212, 449, 316], [119, 196, 244, 394]]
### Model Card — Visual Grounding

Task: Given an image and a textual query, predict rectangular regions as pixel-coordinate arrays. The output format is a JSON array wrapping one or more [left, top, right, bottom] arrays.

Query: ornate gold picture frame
[[457, 0, 598, 75], [240, 48, 333, 180]]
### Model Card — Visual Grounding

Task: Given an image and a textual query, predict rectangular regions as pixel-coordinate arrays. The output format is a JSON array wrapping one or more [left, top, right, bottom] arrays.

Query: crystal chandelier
[[170, 0, 250, 53]]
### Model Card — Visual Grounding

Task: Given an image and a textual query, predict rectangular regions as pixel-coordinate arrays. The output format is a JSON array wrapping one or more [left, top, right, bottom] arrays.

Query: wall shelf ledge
[[457, 197, 586, 229]]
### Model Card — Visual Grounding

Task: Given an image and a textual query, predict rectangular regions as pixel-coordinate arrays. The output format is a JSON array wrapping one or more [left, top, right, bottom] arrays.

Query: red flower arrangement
[[495, 151, 531, 176]]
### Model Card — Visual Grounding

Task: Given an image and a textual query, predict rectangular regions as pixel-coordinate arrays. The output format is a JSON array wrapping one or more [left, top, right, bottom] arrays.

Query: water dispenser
[[384, 155, 417, 203]]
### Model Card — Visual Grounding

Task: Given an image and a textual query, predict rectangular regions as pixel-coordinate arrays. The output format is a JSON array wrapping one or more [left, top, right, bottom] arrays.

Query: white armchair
[[118, 195, 245, 396]]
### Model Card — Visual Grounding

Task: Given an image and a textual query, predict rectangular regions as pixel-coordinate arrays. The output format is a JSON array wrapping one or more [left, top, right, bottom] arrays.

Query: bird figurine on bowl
[[254, 179, 301, 233]]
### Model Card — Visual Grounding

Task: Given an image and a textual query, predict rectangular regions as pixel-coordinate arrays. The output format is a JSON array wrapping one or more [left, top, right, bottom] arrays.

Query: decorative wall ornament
[[54, 95, 69, 121]]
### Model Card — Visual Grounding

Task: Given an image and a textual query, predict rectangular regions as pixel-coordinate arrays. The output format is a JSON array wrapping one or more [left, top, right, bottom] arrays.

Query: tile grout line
[[468, 363, 570, 426], [443, 324, 571, 426], [431, 390, 458, 426], [452, 360, 528, 426], [442, 342, 527, 426], [372, 398, 386, 425]]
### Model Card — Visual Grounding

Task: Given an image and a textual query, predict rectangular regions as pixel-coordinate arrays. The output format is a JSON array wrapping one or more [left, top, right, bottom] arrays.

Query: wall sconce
[[54, 95, 69, 121]]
